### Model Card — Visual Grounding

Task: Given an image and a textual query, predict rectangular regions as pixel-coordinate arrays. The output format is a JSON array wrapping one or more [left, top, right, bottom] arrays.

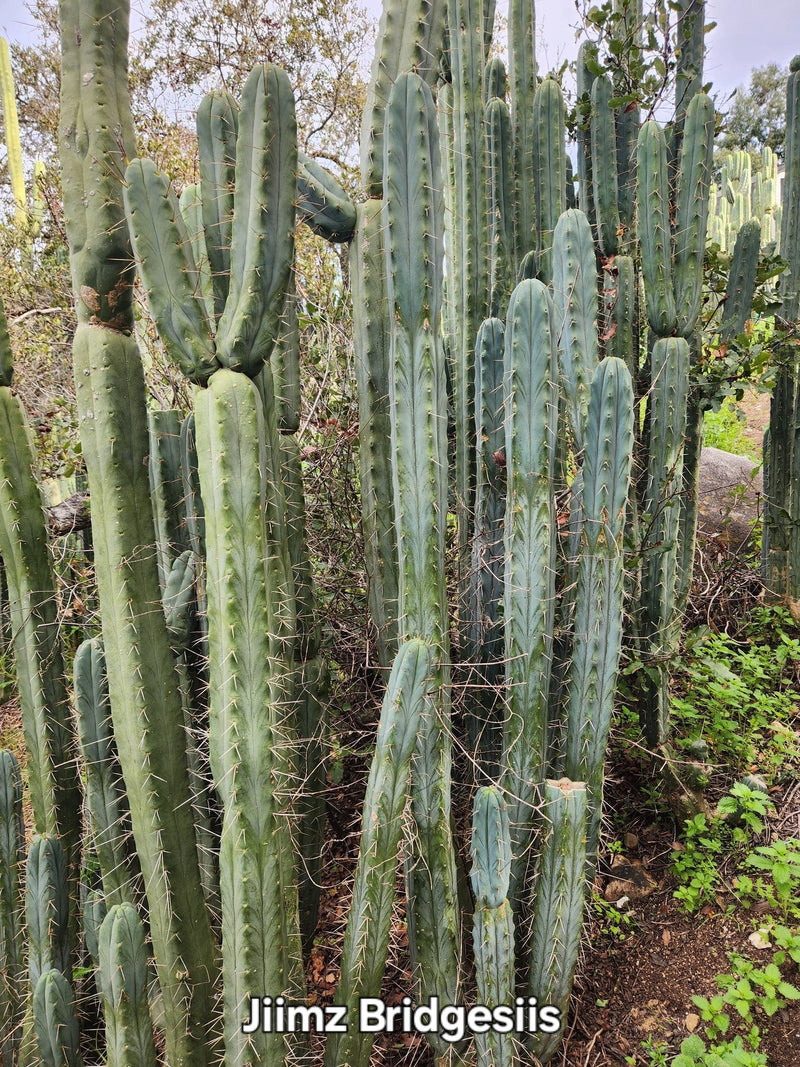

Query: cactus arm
[[360, 0, 446, 196], [501, 278, 558, 905], [471, 788, 515, 1067], [533, 79, 567, 282], [636, 120, 677, 336], [296, 152, 357, 243], [508, 0, 537, 267], [325, 639, 433, 1067], [0, 388, 80, 879], [32, 970, 81, 1067], [576, 42, 599, 229], [383, 71, 461, 1020], [673, 93, 715, 336], [216, 64, 298, 377], [0, 750, 24, 1065], [98, 904, 157, 1067], [0, 293, 12, 387], [552, 209, 599, 451], [640, 336, 690, 745], [124, 158, 218, 384], [590, 75, 621, 259], [484, 55, 507, 103], [0, 38, 27, 227], [564, 358, 634, 868], [178, 181, 215, 322], [147, 408, 189, 591], [447, 0, 489, 543], [604, 255, 637, 376], [197, 88, 238, 320], [721, 219, 761, 343], [73, 638, 138, 908], [26, 835, 70, 995], [195, 368, 304, 1063], [58, 0, 136, 329], [485, 96, 514, 319], [468, 318, 506, 762], [269, 262, 302, 433], [673, 0, 706, 152], [349, 200, 399, 666], [527, 779, 588, 1064]]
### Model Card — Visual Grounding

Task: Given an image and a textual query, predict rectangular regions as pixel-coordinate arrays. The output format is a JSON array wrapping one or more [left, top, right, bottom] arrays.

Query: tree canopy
[[719, 62, 788, 160]]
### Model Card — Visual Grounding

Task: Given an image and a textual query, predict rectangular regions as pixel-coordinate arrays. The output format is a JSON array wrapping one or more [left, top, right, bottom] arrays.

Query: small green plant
[[590, 889, 636, 941], [670, 1032, 767, 1066], [672, 812, 725, 912], [702, 398, 759, 461], [671, 785, 775, 912], [629, 1034, 670, 1066], [670, 616, 800, 776], [738, 838, 800, 921]]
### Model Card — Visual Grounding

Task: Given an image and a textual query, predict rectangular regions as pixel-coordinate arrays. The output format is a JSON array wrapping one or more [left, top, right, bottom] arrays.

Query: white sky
[[0, 0, 796, 106]]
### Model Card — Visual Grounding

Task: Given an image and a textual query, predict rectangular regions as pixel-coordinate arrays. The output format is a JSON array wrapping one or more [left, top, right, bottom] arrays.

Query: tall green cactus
[[326, 638, 434, 1067], [383, 70, 461, 1023], [97, 903, 157, 1067], [0, 6, 736, 1067], [0, 749, 24, 1065], [32, 969, 81, 1067], [527, 780, 588, 1064], [470, 787, 515, 1067], [73, 638, 138, 908], [59, 2, 219, 1058], [501, 277, 557, 905], [196, 368, 304, 1063]]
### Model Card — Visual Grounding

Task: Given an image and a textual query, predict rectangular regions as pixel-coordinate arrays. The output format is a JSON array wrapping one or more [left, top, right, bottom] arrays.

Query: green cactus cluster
[[0, 1, 791, 1066]]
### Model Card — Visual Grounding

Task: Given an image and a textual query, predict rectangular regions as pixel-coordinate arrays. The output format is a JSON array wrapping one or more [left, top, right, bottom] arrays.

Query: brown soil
[[303, 730, 800, 1067], [738, 387, 771, 456]]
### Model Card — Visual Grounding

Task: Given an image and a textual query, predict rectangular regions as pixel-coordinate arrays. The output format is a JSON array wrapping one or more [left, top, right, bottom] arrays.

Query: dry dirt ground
[[303, 727, 800, 1067]]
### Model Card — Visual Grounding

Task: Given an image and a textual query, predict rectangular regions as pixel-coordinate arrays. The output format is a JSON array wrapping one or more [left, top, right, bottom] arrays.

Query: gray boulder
[[696, 446, 762, 552]]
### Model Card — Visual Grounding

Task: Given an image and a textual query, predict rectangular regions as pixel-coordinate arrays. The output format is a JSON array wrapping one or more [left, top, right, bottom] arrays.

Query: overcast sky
[[0, 0, 796, 105]]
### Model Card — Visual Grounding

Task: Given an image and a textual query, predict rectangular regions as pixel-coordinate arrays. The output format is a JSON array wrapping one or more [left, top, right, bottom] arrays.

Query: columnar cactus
[[97, 903, 157, 1067], [764, 56, 800, 607], [59, 2, 219, 1059], [0, 749, 24, 1066], [0, 4, 739, 1066], [470, 787, 515, 1067], [326, 639, 434, 1067], [32, 969, 81, 1067], [383, 70, 461, 1026]]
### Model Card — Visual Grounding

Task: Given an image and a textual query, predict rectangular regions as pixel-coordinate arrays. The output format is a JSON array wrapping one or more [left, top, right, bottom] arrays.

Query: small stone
[[624, 832, 639, 850], [603, 857, 657, 902], [685, 1013, 700, 1033], [748, 930, 771, 950]]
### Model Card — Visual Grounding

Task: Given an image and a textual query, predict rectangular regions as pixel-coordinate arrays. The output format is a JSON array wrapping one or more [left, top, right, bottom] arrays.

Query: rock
[[603, 856, 657, 902], [749, 930, 772, 950], [685, 1013, 700, 1032], [697, 446, 762, 552]]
